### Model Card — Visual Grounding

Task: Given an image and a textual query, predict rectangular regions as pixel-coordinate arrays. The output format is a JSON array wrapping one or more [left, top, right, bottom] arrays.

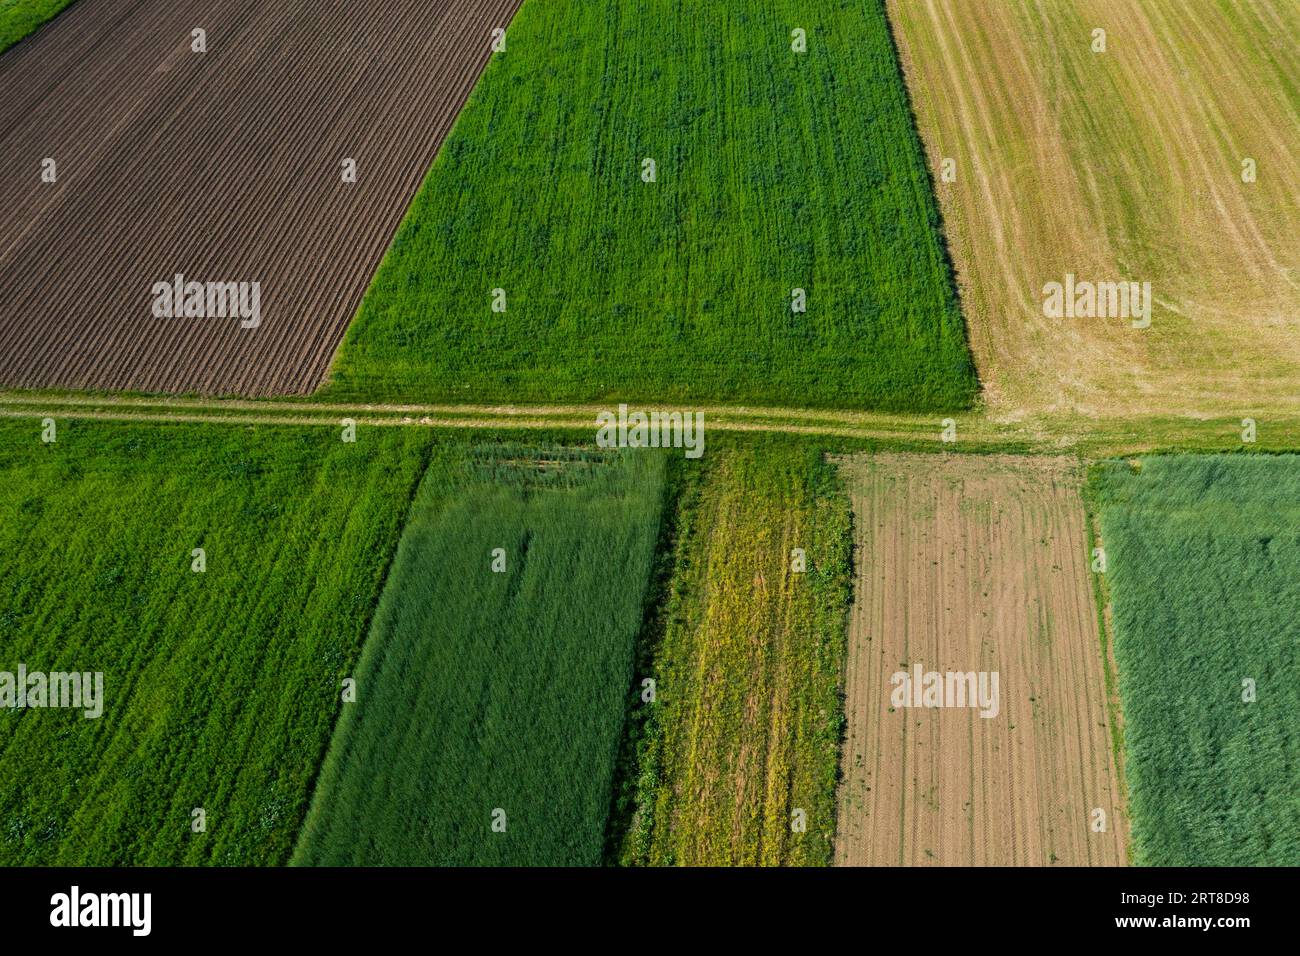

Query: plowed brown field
[[834, 454, 1126, 866], [0, 0, 520, 394]]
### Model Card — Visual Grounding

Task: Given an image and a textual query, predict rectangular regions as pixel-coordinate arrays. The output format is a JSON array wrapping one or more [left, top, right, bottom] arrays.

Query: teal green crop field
[[1092, 456, 1300, 866], [293, 445, 666, 866], [324, 0, 975, 412], [0, 0, 75, 56], [0, 420, 431, 865]]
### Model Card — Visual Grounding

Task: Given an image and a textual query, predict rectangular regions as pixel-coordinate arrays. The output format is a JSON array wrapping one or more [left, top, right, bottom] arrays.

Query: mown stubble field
[[890, 0, 1300, 421]]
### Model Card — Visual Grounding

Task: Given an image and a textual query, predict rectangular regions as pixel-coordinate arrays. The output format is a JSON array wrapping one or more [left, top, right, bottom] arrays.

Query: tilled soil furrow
[[0, 0, 523, 394]]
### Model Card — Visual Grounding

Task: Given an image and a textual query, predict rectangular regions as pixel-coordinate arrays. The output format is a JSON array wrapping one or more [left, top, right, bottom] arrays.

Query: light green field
[[614, 439, 851, 865], [0, 420, 431, 864]]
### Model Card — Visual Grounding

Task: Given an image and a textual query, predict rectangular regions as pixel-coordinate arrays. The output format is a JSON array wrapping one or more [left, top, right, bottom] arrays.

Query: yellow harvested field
[[889, 0, 1300, 420], [834, 454, 1126, 866]]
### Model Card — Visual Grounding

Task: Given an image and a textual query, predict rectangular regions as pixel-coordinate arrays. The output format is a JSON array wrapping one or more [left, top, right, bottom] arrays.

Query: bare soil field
[[0, 0, 521, 394], [834, 454, 1126, 866], [889, 0, 1300, 420]]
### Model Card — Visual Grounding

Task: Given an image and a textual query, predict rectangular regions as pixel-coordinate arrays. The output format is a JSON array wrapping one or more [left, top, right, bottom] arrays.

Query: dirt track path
[[7, 390, 1300, 458], [0, 0, 522, 395], [834, 454, 1127, 865]]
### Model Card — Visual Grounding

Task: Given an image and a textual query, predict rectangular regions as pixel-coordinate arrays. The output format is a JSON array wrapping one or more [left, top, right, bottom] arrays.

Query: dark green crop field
[[324, 0, 975, 412], [0, 420, 431, 864], [1092, 456, 1300, 866], [293, 445, 665, 866]]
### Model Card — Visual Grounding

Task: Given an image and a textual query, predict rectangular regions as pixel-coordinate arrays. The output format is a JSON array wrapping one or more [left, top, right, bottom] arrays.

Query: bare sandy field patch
[[834, 453, 1126, 865]]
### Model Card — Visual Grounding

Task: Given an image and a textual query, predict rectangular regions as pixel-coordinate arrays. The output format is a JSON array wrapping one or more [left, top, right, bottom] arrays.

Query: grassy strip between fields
[[16, 392, 1300, 459], [613, 437, 851, 865], [0, 419, 432, 864], [0, 0, 75, 56], [1091, 455, 1300, 865], [324, 0, 975, 412], [293, 444, 665, 866]]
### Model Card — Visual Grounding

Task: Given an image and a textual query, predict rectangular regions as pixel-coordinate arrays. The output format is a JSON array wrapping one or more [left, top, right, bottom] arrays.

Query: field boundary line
[[0, 405, 964, 445]]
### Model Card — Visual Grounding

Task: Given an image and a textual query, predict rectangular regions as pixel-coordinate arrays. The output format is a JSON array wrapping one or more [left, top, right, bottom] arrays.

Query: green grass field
[[0, 0, 75, 55], [1092, 456, 1300, 865], [293, 445, 665, 866], [613, 439, 851, 865], [0, 420, 431, 864], [323, 0, 975, 412]]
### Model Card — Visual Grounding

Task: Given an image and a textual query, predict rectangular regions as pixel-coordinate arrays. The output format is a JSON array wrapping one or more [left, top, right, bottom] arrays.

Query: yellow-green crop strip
[[1091, 456, 1300, 866]]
